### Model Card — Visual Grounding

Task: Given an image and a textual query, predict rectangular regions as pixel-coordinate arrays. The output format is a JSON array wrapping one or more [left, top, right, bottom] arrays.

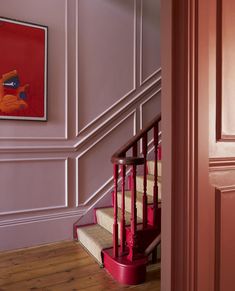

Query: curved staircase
[[75, 115, 161, 285]]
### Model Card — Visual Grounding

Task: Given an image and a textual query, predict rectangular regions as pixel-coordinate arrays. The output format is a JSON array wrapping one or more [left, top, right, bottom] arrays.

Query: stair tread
[[96, 207, 142, 226], [147, 160, 162, 176], [78, 224, 113, 248], [136, 175, 162, 199], [77, 224, 113, 264], [148, 160, 162, 164], [117, 190, 153, 204], [137, 174, 162, 182]]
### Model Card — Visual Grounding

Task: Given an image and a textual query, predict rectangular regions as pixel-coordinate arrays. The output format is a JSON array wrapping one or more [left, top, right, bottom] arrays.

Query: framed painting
[[0, 17, 48, 121]]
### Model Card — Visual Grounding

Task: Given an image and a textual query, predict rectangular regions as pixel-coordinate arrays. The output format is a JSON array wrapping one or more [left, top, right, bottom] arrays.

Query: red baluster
[[142, 133, 148, 229], [113, 164, 119, 258], [132, 142, 138, 234], [153, 123, 159, 226], [109, 115, 161, 265], [127, 143, 138, 261], [120, 164, 126, 254], [127, 163, 138, 261]]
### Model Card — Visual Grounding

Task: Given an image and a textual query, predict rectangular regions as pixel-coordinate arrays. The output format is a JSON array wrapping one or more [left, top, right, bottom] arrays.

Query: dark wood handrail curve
[[111, 113, 161, 165]]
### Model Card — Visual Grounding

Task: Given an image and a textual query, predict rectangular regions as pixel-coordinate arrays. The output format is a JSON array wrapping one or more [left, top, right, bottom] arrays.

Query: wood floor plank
[[0, 256, 93, 286], [1, 263, 98, 290], [0, 241, 73, 259], [0, 241, 160, 291], [0, 245, 88, 274]]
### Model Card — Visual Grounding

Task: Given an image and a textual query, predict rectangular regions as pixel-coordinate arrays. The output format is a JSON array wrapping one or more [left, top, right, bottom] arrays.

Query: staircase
[[75, 115, 161, 285]]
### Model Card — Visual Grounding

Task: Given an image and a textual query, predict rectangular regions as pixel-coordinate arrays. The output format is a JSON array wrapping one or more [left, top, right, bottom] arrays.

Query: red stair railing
[[111, 114, 161, 261]]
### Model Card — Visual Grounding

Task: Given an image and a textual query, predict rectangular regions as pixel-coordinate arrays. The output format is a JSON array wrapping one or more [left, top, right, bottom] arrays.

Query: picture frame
[[0, 17, 48, 121]]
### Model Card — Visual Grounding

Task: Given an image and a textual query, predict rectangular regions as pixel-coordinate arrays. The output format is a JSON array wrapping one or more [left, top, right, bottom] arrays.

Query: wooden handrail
[[111, 114, 161, 165]]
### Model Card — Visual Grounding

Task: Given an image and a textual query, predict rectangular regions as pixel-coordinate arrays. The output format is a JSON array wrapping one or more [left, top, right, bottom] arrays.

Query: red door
[[209, 0, 235, 290], [162, 0, 235, 290]]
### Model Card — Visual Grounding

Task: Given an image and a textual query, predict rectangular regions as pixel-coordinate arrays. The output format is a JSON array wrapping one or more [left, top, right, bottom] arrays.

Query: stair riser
[[96, 211, 114, 235], [77, 224, 113, 264], [96, 211, 131, 239], [147, 161, 162, 176], [94, 206, 113, 224], [136, 177, 161, 198], [116, 192, 156, 225], [96, 208, 142, 238], [77, 229, 103, 264], [117, 193, 144, 219]]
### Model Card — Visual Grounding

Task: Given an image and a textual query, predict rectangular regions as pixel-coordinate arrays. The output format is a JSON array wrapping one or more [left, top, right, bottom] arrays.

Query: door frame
[[161, 0, 213, 290]]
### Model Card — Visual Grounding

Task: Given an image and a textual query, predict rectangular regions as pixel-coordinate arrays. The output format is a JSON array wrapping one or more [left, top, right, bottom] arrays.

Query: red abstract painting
[[0, 17, 47, 121]]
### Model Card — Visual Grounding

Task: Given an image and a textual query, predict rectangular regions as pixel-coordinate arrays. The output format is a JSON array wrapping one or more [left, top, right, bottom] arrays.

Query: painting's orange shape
[[0, 94, 28, 113], [2, 70, 18, 83], [0, 71, 29, 113]]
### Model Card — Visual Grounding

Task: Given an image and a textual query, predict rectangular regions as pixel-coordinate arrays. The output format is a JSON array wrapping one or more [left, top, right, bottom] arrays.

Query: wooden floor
[[0, 241, 160, 291]]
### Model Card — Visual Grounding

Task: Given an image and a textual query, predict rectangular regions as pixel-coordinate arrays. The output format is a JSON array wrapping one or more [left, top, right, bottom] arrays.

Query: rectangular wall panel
[[140, 0, 161, 84], [139, 90, 161, 149], [76, 0, 136, 132], [76, 112, 136, 206], [0, 158, 68, 215], [140, 90, 161, 129], [0, 214, 80, 251]]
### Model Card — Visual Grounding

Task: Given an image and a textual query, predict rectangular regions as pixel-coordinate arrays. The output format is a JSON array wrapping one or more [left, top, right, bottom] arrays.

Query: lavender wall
[[0, 0, 161, 251]]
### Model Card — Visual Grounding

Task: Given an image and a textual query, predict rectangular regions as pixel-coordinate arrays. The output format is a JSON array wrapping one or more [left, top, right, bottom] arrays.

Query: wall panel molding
[[0, 76, 160, 155], [0, 210, 85, 251], [76, 87, 137, 137], [141, 67, 162, 86], [75, 110, 137, 207], [76, 176, 114, 207], [0, 208, 86, 227], [0, 158, 69, 216], [139, 0, 160, 86], [63, 0, 69, 140], [73, 76, 161, 150], [139, 88, 161, 129], [75, 0, 137, 136]]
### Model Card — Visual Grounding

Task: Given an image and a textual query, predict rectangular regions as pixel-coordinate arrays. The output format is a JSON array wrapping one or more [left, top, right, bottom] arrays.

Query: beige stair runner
[[77, 160, 161, 264]]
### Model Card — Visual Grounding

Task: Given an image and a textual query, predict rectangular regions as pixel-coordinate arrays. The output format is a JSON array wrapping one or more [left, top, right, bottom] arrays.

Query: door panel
[[215, 188, 235, 291], [209, 0, 235, 290], [217, 0, 235, 140]]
